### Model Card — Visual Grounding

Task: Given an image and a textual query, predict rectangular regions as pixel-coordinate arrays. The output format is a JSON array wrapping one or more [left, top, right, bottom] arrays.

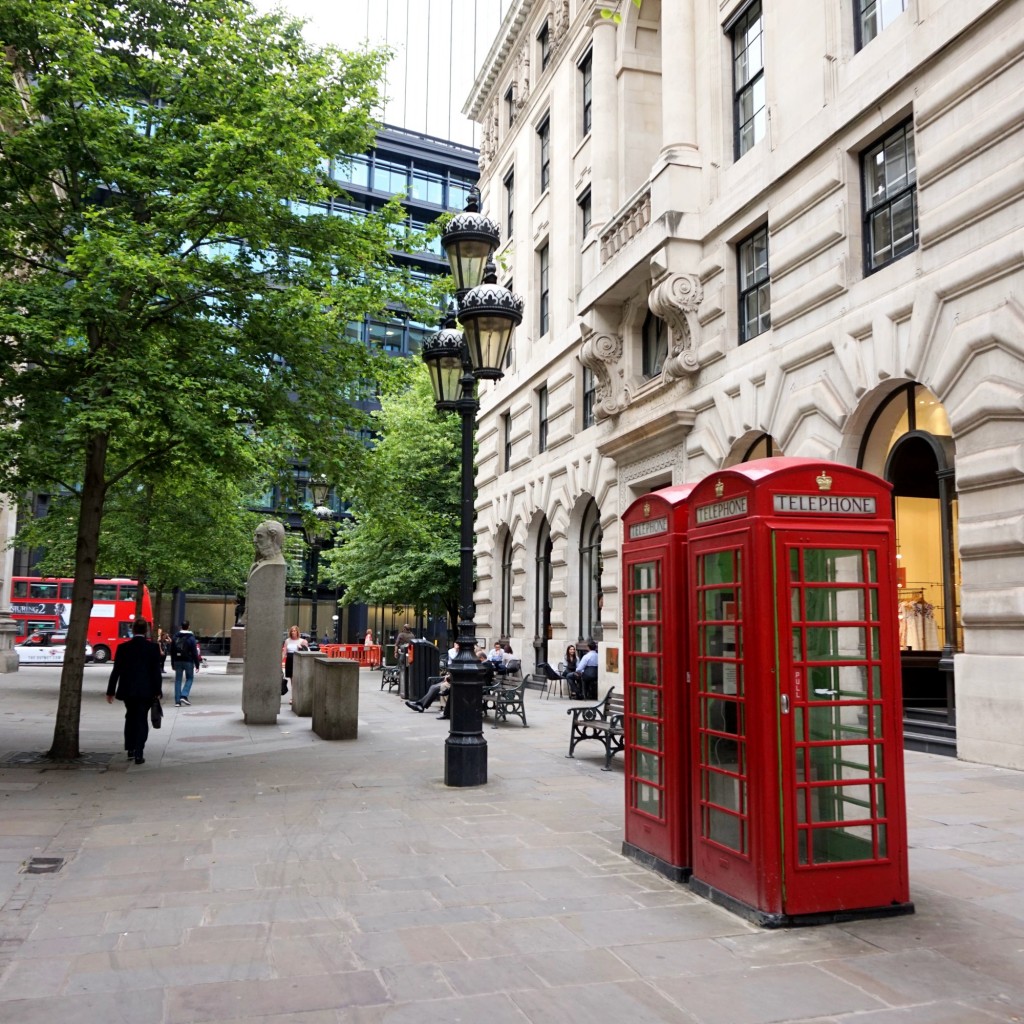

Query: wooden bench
[[482, 678, 528, 728], [566, 687, 624, 770]]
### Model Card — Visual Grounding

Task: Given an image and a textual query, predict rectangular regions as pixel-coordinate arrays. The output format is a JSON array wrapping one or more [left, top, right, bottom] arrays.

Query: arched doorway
[[499, 531, 513, 640], [859, 383, 959, 751], [578, 499, 603, 642], [533, 518, 552, 670]]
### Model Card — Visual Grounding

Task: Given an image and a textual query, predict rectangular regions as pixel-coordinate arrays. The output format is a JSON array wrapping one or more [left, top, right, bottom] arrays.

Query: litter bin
[[405, 639, 440, 702]]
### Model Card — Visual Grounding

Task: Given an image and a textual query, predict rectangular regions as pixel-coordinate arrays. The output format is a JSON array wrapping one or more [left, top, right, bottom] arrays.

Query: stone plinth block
[[312, 658, 359, 740], [242, 561, 286, 724], [291, 651, 319, 717], [224, 626, 247, 676]]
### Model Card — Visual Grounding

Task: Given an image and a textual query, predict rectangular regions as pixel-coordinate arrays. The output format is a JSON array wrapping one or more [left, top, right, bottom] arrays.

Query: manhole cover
[[23, 857, 64, 874], [1, 751, 115, 771]]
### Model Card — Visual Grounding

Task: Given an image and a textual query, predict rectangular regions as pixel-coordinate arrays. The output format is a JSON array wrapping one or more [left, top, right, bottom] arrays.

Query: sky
[[252, 1, 514, 146]]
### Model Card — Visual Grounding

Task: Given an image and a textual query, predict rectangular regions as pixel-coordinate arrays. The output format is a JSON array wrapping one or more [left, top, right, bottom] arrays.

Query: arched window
[[740, 433, 779, 462], [500, 533, 513, 639], [579, 500, 602, 641], [534, 519, 552, 666]]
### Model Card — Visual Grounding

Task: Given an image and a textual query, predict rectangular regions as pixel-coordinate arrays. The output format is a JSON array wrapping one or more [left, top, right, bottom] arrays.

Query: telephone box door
[[621, 484, 694, 879], [774, 532, 909, 915], [690, 534, 763, 910]]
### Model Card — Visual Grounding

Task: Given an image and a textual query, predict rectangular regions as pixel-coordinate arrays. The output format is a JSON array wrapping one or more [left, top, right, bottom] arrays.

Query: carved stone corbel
[[580, 326, 628, 420], [649, 273, 703, 382]]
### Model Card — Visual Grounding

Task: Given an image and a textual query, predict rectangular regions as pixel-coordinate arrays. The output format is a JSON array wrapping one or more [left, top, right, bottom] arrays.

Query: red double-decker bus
[[9, 577, 154, 664]]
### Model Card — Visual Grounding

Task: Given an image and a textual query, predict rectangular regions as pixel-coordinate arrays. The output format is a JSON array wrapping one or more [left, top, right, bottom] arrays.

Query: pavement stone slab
[[1, 663, 1024, 1023]]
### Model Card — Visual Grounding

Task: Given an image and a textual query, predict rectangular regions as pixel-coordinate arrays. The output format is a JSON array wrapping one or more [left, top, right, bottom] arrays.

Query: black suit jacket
[[107, 636, 162, 703]]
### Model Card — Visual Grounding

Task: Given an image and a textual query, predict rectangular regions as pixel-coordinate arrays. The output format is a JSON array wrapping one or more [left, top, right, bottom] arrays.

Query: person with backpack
[[170, 619, 201, 707]]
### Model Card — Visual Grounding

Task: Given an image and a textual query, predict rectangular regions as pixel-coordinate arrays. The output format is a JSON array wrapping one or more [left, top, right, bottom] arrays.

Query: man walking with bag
[[171, 619, 201, 707], [106, 618, 162, 765]]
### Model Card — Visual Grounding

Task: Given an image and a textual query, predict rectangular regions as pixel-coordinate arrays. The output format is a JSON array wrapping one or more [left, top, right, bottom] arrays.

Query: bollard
[[312, 657, 359, 740], [290, 651, 319, 717]]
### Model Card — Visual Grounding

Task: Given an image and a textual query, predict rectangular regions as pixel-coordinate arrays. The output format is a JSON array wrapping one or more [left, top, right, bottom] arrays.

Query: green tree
[[16, 461, 263, 631], [323, 363, 460, 628], [0, 0, 431, 756]]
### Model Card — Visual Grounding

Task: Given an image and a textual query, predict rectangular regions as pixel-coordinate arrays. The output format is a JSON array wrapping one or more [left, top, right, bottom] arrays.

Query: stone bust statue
[[249, 520, 286, 576]]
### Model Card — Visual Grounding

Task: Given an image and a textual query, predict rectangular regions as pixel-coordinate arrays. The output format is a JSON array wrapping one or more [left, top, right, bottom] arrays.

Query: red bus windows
[[60, 583, 74, 600], [29, 582, 59, 600], [24, 619, 57, 633], [12, 580, 29, 599], [119, 585, 138, 603], [92, 584, 118, 601]]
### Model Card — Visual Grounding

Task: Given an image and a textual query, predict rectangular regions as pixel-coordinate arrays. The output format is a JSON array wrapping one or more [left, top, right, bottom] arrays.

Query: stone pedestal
[[312, 658, 359, 740], [0, 616, 18, 674], [242, 562, 285, 724], [290, 650, 319, 717], [224, 625, 246, 676]]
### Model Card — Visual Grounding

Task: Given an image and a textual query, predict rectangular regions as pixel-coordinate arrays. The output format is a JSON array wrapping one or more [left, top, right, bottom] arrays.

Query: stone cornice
[[465, 0, 537, 121], [597, 409, 696, 464]]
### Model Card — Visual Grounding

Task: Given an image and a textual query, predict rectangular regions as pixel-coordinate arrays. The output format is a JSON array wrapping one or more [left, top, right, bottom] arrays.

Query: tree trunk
[[47, 430, 108, 760]]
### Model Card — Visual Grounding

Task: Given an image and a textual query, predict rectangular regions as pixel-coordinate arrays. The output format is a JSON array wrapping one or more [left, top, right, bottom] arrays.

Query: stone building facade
[[464, 0, 1024, 768]]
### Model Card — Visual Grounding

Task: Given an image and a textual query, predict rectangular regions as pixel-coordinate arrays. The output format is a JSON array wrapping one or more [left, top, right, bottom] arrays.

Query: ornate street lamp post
[[422, 190, 523, 787]]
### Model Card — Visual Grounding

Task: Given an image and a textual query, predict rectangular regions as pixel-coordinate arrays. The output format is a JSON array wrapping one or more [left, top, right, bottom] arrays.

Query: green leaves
[[600, 0, 642, 23], [322, 362, 460, 622], [0, 0, 436, 754]]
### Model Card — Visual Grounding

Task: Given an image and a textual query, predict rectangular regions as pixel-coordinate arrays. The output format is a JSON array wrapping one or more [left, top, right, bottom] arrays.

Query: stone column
[[241, 561, 285, 724], [660, 0, 698, 162], [0, 495, 19, 674], [224, 625, 246, 676], [591, 11, 619, 228]]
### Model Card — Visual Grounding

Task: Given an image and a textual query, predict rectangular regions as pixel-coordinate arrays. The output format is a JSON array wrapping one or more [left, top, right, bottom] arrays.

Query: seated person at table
[[492, 640, 516, 675], [573, 641, 599, 699]]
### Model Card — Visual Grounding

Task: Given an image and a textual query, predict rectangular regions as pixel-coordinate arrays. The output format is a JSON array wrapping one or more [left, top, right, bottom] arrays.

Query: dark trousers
[[419, 681, 448, 709], [123, 699, 150, 754]]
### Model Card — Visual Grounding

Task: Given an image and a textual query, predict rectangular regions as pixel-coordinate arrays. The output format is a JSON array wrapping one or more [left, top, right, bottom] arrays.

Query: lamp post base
[[445, 733, 487, 787]]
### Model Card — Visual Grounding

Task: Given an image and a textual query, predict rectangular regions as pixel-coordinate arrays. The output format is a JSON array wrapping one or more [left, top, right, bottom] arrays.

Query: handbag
[[150, 699, 163, 729], [281, 676, 289, 696]]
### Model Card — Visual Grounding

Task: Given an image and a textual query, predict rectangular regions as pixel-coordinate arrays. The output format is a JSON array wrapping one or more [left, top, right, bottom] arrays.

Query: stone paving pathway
[[1, 660, 1022, 1022]]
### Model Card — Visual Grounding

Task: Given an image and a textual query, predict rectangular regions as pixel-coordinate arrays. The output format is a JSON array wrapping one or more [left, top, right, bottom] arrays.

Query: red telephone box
[[621, 485, 695, 881], [686, 458, 913, 926]]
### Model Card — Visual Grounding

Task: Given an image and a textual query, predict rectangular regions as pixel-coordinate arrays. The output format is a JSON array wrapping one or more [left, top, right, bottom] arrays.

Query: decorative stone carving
[[580, 327, 628, 420], [478, 101, 498, 171], [553, 1, 571, 45], [649, 272, 703, 382], [514, 45, 530, 110]]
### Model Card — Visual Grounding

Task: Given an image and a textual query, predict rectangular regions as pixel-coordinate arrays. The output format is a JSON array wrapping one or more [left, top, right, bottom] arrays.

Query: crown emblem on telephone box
[[816, 470, 833, 492]]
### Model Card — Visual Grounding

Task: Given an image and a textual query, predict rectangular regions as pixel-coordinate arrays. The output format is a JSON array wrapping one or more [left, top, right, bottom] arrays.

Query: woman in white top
[[282, 625, 309, 686]]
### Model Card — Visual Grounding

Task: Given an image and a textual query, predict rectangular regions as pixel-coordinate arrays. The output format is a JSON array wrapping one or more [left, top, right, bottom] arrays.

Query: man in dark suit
[[106, 618, 162, 765]]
